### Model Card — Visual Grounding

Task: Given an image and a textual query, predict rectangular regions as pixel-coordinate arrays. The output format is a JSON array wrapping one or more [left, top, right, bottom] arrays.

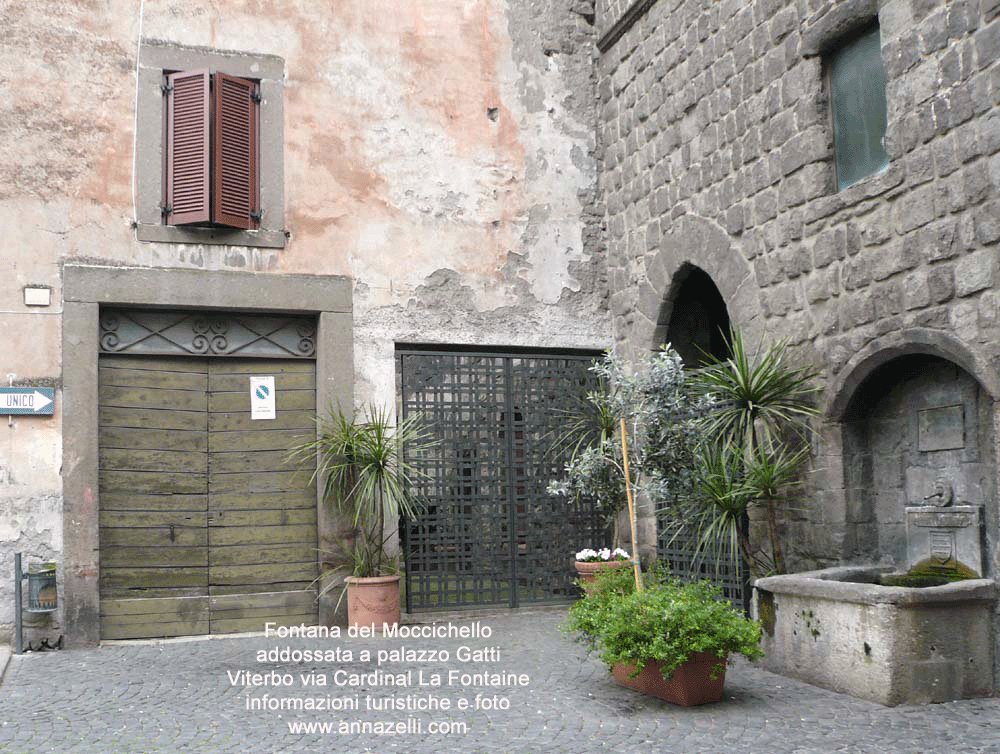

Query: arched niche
[[834, 340, 997, 573], [653, 264, 733, 366]]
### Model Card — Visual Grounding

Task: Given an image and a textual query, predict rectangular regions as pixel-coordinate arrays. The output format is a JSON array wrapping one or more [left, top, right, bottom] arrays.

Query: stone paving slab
[[0, 609, 998, 754]]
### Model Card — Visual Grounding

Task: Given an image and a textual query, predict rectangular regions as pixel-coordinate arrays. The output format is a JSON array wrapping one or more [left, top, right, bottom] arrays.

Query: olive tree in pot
[[292, 404, 435, 630], [548, 348, 707, 570]]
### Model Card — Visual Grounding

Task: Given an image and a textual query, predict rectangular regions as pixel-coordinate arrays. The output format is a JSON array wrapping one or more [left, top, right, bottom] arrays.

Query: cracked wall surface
[[1, 0, 611, 641]]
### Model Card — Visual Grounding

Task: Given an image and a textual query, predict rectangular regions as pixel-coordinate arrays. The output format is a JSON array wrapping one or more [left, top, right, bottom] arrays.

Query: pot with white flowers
[[574, 547, 630, 589]]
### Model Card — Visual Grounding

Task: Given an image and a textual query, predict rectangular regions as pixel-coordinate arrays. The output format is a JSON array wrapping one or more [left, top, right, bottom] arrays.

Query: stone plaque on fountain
[[905, 478, 984, 578]]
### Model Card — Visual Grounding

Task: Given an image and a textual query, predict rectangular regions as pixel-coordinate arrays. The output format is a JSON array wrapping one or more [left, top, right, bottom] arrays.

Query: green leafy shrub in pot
[[566, 562, 639, 644], [567, 566, 764, 680]]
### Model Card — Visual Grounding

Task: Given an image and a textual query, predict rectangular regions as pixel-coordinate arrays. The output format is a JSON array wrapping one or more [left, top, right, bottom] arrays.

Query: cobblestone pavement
[[1, 609, 998, 754]]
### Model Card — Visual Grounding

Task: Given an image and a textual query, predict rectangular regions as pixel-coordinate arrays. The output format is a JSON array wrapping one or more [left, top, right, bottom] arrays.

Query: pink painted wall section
[[0, 0, 609, 637], [3, 1, 603, 300]]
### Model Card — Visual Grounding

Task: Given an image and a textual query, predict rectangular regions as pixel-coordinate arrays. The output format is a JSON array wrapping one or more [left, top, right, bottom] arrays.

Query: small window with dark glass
[[828, 23, 889, 190]]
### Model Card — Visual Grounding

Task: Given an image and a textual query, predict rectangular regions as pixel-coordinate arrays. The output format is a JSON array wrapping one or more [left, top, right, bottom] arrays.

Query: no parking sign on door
[[250, 376, 276, 420]]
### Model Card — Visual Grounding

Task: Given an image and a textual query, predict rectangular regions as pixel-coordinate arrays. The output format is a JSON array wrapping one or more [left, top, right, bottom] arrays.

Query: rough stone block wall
[[597, 0, 1000, 568]]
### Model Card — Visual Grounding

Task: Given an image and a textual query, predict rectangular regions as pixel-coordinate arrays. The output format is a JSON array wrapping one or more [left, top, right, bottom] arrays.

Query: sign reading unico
[[0, 387, 55, 415]]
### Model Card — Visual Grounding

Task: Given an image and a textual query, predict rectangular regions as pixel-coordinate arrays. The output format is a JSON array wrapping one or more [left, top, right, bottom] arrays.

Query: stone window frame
[[135, 42, 286, 248], [800, 0, 891, 193], [825, 22, 891, 191]]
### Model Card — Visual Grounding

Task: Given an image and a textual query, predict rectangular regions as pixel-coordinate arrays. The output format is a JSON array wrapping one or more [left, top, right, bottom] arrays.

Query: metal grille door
[[657, 523, 747, 609], [399, 349, 607, 610]]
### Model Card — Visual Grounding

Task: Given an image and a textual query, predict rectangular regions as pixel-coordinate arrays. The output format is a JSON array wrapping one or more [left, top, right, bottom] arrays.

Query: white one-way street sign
[[0, 387, 55, 415]]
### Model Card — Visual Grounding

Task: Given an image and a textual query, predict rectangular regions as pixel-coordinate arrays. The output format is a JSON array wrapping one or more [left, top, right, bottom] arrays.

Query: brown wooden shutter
[[212, 72, 259, 230], [165, 70, 211, 225]]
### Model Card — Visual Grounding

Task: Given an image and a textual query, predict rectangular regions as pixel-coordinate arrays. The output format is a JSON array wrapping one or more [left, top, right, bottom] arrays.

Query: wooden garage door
[[99, 355, 317, 639]]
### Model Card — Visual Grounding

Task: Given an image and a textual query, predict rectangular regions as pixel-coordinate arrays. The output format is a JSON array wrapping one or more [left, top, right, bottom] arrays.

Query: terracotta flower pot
[[612, 653, 727, 706], [345, 574, 401, 630], [574, 559, 628, 591]]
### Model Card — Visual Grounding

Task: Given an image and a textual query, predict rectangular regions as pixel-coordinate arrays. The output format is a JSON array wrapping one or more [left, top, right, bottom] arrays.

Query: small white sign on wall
[[250, 376, 276, 420]]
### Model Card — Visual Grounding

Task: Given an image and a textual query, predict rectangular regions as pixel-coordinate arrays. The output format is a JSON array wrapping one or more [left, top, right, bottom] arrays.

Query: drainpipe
[[13, 553, 22, 655]]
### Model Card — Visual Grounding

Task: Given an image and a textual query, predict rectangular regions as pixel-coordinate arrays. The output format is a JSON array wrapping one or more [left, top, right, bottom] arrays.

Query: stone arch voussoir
[[643, 214, 763, 352], [825, 328, 1000, 421]]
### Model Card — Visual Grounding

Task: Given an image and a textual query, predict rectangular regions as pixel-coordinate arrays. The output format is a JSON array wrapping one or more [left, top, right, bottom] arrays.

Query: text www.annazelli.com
[[287, 718, 468, 736]]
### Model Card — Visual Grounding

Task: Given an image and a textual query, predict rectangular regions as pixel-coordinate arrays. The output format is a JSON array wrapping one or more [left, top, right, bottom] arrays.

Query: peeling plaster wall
[[0, 422, 62, 642], [339, 0, 610, 405], [1, 1, 610, 639]]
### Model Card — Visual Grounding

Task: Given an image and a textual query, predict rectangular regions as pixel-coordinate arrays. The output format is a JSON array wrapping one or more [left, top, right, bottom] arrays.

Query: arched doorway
[[657, 264, 732, 366], [655, 265, 744, 605]]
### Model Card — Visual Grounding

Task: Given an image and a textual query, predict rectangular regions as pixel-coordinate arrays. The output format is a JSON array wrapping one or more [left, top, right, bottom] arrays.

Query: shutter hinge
[[251, 89, 262, 104], [160, 81, 173, 95], [249, 209, 263, 222], [160, 203, 173, 216]]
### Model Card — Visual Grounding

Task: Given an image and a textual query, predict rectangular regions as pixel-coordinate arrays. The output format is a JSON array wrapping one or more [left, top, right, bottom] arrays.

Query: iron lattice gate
[[656, 522, 748, 610], [398, 348, 608, 610]]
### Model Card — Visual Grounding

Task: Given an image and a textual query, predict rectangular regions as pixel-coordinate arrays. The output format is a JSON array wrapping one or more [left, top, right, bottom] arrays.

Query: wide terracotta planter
[[574, 559, 628, 588], [345, 574, 400, 630], [612, 652, 728, 706]]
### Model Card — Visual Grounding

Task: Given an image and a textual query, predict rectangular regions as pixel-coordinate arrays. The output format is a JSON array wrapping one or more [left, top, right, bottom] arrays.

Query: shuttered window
[[164, 70, 260, 230], [213, 73, 259, 230], [165, 70, 211, 225]]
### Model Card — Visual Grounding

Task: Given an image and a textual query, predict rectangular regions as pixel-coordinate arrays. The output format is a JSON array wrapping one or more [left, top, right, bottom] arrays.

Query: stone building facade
[[597, 0, 1000, 577], [1, 0, 609, 645]]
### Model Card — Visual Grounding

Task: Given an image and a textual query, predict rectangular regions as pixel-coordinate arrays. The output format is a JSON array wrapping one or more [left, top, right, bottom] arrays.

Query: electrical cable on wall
[[131, 0, 145, 234]]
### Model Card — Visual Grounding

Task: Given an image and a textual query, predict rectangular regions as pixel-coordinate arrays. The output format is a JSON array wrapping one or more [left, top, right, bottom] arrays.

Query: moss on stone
[[877, 559, 978, 588]]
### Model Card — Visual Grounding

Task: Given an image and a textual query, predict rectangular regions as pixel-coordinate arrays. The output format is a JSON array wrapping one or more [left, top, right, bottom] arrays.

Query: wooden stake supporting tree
[[620, 418, 642, 593]]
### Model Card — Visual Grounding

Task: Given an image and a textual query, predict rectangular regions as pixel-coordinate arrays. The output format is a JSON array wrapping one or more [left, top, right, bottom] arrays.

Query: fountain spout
[[905, 476, 983, 578], [920, 477, 954, 507]]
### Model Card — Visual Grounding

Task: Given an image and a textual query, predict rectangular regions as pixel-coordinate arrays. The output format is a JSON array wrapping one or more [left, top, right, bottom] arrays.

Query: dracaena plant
[[290, 404, 437, 578], [678, 327, 819, 576]]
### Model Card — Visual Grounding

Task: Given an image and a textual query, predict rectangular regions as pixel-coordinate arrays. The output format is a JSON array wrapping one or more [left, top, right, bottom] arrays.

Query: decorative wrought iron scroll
[[398, 348, 608, 611], [99, 309, 316, 359]]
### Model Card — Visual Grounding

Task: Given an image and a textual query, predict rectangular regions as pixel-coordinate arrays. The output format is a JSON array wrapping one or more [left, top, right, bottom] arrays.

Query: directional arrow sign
[[0, 387, 55, 415]]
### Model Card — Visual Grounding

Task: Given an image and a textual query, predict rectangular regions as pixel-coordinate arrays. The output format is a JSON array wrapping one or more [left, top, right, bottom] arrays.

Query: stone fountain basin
[[753, 566, 997, 706]]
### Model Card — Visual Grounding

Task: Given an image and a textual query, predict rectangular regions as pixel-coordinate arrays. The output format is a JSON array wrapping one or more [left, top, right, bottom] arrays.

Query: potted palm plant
[[679, 327, 819, 577], [292, 404, 435, 629]]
